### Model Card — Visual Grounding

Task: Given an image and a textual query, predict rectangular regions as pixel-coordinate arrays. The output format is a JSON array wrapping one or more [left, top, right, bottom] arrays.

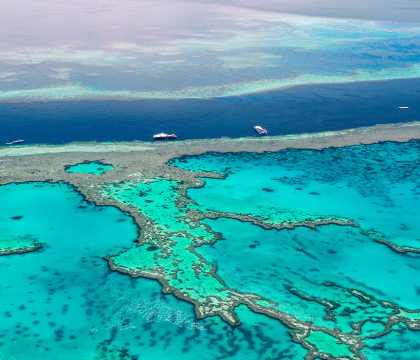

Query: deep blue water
[[1, 78, 419, 144]]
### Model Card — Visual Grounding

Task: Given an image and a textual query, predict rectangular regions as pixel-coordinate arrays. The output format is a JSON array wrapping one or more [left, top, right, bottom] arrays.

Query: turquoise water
[[65, 160, 113, 175], [168, 140, 420, 356], [171, 141, 420, 249], [0, 182, 305, 360], [199, 218, 418, 331], [2, 140, 419, 359], [362, 326, 420, 359]]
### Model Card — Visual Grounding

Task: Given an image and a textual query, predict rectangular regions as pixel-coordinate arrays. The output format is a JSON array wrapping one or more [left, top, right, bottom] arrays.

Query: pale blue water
[[0, 182, 305, 360], [1, 0, 420, 103]]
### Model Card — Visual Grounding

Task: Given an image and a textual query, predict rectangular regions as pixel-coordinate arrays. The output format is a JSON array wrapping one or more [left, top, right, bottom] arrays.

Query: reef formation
[[1, 122, 419, 359]]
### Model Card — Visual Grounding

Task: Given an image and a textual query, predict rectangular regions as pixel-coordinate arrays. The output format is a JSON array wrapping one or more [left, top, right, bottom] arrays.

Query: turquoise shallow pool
[[0, 182, 305, 360], [64, 160, 113, 175]]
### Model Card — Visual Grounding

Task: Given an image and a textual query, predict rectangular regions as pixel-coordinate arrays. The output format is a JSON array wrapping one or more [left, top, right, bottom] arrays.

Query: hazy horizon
[[1, 0, 419, 101]]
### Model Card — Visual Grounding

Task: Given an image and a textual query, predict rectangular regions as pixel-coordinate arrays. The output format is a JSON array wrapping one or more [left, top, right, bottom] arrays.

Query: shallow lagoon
[[199, 218, 419, 330], [1, 140, 419, 359], [172, 140, 420, 249], [0, 182, 305, 360], [169, 140, 420, 356], [64, 160, 113, 175]]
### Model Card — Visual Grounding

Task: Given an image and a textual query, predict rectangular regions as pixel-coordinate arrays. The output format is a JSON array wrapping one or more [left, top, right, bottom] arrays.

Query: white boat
[[398, 106, 409, 109], [5, 139, 24, 145], [253, 125, 268, 136], [153, 133, 177, 141]]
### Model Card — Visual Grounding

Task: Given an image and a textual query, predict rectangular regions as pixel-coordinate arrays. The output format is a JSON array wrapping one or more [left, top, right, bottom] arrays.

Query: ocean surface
[[1, 140, 419, 359], [1, 0, 420, 358], [1, 0, 420, 145], [1, 78, 419, 144]]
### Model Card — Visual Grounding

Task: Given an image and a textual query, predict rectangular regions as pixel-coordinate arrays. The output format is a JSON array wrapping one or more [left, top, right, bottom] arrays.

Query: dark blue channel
[[0, 78, 419, 144]]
